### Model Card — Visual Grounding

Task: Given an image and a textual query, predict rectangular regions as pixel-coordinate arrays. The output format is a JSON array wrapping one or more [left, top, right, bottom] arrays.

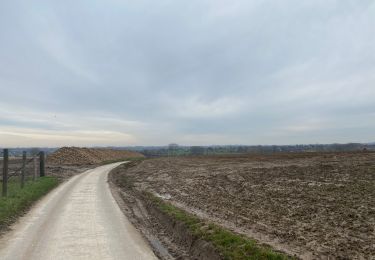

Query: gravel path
[[0, 162, 157, 260]]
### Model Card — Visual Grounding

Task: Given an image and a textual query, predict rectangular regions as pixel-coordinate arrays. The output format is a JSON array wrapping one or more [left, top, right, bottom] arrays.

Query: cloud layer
[[0, 0, 374, 146]]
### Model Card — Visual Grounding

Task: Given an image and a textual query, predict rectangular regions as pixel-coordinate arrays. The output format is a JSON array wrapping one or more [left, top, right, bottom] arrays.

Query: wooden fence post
[[33, 156, 37, 181], [39, 152, 45, 177], [21, 151, 26, 188], [2, 149, 9, 197]]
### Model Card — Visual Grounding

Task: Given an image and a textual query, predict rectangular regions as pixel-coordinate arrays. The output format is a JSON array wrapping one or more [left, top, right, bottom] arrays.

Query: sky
[[0, 0, 374, 147]]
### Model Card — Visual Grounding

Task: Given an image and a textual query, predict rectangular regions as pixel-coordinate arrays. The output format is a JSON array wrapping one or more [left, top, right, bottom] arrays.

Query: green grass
[[0, 177, 59, 229], [145, 193, 292, 260]]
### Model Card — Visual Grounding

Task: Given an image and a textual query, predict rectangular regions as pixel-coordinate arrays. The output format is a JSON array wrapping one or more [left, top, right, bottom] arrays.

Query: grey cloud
[[0, 0, 374, 146]]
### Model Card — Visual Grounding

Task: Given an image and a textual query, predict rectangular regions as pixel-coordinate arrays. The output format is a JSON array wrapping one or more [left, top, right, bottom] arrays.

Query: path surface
[[0, 162, 157, 260]]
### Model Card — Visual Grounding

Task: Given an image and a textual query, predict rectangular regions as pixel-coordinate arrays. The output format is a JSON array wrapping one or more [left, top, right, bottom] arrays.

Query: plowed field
[[116, 152, 375, 259]]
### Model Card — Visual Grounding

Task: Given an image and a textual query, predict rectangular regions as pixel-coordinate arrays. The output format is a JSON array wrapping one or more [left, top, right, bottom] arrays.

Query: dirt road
[[0, 162, 157, 260]]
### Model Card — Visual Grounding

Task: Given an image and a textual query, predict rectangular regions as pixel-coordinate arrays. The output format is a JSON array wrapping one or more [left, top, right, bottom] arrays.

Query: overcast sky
[[0, 0, 374, 147]]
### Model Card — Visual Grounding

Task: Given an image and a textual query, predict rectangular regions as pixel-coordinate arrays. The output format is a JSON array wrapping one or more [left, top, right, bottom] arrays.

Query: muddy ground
[[112, 152, 375, 259], [46, 164, 93, 179]]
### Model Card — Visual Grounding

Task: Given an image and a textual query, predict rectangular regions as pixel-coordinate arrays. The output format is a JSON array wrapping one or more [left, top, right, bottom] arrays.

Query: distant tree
[[206, 147, 214, 155], [29, 148, 40, 156], [190, 146, 205, 155], [168, 143, 179, 156], [237, 146, 247, 153]]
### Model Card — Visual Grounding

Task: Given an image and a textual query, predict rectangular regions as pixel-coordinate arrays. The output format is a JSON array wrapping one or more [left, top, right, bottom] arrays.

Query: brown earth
[[47, 165, 93, 180], [113, 152, 375, 259], [47, 147, 144, 165], [109, 165, 221, 260]]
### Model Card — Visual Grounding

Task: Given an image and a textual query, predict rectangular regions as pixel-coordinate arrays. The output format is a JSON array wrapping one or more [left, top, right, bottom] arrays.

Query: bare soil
[[109, 168, 219, 260], [113, 152, 375, 259], [47, 165, 93, 180], [47, 147, 144, 165]]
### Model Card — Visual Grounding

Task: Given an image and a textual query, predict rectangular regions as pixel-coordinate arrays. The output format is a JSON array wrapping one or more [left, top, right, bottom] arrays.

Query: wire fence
[[1, 149, 46, 197]]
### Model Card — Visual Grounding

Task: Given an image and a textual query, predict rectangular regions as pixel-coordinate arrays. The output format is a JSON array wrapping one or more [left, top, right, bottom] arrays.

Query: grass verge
[[144, 192, 292, 260], [0, 177, 59, 230]]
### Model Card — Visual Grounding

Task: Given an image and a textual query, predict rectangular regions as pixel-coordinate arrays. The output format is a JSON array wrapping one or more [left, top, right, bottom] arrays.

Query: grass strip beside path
[[145, 192, 293, 260], [0, 177, 59, 230]]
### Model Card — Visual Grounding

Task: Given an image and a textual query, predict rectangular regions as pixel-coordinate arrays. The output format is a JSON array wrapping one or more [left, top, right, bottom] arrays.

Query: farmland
[[112, 152, 375, 259]]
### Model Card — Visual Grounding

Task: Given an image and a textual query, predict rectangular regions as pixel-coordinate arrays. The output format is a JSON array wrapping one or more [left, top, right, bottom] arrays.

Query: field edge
[[110, 161, 294, 260]]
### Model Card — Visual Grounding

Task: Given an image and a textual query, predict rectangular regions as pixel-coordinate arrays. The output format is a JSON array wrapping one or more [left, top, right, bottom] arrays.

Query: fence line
[[1, 149, 45, 197], [2, 149, 8, 197]]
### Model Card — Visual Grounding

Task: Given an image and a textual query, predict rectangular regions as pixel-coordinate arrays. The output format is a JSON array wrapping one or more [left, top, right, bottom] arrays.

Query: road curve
[[0, 162, 157, 260]]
